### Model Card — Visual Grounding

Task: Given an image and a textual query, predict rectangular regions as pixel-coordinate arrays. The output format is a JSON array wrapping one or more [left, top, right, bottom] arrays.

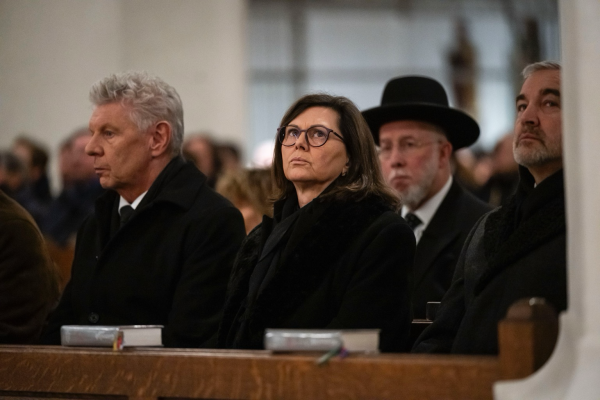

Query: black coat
[[413, 168, 567, 354], [41, 157, 246, 348], [218, 194, 416, 352], [412, 180, 491, 319]]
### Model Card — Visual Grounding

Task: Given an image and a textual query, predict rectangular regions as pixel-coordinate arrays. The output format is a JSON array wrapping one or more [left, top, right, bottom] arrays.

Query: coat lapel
[[413, 181, 462, 288], [93, 190, 119, 249], [138, 157, 203, 211], [93, 157, 204, 254]]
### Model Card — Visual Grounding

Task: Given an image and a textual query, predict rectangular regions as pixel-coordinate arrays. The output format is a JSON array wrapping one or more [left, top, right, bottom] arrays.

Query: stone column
[[495, 0, 600, 398]]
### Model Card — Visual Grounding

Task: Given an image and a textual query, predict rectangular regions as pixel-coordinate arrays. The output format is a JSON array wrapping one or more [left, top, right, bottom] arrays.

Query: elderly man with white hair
[[42, 72, 245, 348]]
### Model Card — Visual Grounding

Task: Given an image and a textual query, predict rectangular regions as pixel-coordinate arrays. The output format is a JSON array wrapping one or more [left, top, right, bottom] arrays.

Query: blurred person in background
[[475, 132, 520, 206], [57, 139, 75, 188], [216, 168, 273, 234], [219, 94, 415, 352], [183, 134, 222, 188], [470, 149, 494, 188], [363, 76, 491, 322], [0, 137, 53, 224], [0, 151, 28, 199], [12, 136, 53, 220], [41, 128, 104, 248], [217, 142, 242, 175], [451, 148, 483, 193], [0, 150, 48, 224]]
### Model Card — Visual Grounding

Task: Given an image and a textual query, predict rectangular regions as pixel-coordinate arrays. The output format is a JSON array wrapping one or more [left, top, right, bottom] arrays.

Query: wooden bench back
[[0, 299, 558, 400]]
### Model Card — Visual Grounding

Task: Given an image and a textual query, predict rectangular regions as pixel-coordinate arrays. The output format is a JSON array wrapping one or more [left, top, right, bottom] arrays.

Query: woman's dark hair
[[272, 93, 400, 210]]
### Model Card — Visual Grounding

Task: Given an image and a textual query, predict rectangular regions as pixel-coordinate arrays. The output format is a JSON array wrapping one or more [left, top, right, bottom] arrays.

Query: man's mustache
[[517, 126, 545, 142], [388, 169, 409, 180]]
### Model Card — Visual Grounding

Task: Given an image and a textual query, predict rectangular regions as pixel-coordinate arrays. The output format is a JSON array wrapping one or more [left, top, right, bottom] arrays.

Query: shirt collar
[[402, 175, 453, 231], [119, 191, 148, 215]]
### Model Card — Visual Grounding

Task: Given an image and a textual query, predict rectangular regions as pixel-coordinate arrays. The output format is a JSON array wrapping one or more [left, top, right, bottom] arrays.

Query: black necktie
[[120, 205, 134, 228], [404, 212, 422, 230]]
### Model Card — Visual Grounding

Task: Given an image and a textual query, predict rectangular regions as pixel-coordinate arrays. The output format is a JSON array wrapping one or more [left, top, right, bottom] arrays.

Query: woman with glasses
[[218, 94, 415, 352]]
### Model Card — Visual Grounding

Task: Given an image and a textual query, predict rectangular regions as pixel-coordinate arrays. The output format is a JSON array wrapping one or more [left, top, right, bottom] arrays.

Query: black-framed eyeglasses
[[278, 124, 344, 147]]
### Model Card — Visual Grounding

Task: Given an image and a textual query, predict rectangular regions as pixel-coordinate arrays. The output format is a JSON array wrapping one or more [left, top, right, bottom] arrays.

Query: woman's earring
[[341, 170, 347, 177]]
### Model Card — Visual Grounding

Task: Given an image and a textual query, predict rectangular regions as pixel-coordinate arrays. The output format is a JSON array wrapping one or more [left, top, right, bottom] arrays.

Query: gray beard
[[513, 130, 562, 168], [400, 183, 431, 210], [396, 162, 438, 210]]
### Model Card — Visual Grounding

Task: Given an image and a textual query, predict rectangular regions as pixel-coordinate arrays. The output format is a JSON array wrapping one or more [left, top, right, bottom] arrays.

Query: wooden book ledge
[[0, 298, 558, 400]]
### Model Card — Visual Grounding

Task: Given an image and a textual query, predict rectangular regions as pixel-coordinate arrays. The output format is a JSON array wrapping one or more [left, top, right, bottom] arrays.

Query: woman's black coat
[[218, 195, 415, 352]]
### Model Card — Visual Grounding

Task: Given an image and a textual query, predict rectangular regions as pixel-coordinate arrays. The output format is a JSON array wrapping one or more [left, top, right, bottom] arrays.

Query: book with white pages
[[264, 328, 380, 353], [60, 325, 163, 348]]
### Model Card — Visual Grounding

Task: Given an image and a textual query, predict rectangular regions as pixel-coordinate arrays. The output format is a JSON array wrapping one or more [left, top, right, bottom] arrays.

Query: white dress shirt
[[118, 191, 148, 215], [401, 176, 453, 244]]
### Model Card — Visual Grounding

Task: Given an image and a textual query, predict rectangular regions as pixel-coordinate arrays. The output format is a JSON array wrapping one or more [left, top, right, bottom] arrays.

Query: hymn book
[[60, 325, 163, 348], [264, 329, 380, 353]]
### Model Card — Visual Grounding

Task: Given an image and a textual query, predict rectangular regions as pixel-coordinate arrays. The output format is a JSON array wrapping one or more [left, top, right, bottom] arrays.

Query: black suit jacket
[[218, 195, 416, 352], [412, 180, 491, 319], [41, 157, 245, 348]]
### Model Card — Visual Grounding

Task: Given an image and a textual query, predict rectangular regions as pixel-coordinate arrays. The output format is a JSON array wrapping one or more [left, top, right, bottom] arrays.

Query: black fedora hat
[[362, 76, 479, 149]]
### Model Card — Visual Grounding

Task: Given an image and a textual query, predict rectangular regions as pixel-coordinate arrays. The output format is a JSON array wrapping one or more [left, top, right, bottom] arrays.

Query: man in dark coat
[[362, 76, 491, 320], [0, 189, 59, 343], [413, 61, 565, 354], [41, 71, 245, 348]]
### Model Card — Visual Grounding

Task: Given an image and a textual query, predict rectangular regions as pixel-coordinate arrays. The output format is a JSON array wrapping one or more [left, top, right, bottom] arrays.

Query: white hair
[[89, 71, 184, 157], [522, 61, 561, 80]]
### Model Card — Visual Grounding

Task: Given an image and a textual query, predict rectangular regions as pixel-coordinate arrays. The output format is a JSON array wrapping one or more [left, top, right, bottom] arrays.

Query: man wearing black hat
[[362, 76, 491, 321]]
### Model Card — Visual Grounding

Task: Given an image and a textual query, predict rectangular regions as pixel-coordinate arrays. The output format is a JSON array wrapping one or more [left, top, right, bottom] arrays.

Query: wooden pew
[[498, 297, 559, 380], [0, 299, 558, 400]]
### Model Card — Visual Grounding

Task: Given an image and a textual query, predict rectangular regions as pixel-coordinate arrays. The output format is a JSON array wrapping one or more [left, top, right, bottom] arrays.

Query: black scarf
[[246, 196, 300, 305], [231, 193, 329, 347], [474, 167, 566, 295]]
